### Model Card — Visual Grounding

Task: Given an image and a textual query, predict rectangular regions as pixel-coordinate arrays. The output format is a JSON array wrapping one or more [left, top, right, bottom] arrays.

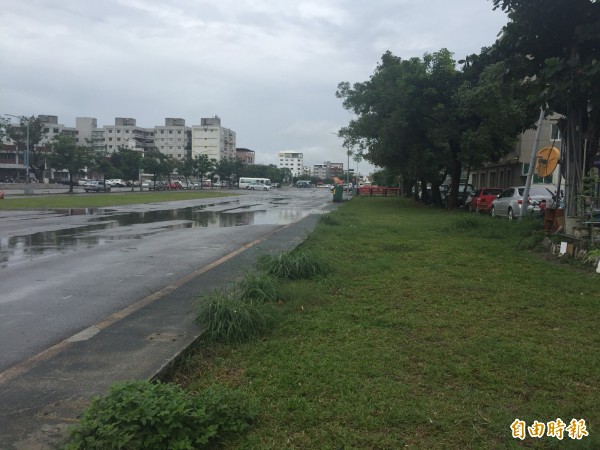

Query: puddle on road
[[0, 203, 309, 269]]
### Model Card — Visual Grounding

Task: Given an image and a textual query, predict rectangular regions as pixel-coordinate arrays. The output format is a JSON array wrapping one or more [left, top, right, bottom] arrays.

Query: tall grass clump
[[238, 270, 283, 303], [196, 289, 273, 344], [257, 250, 332, 280], [318, 213, 340, 226], [63, 380, 257, 450]]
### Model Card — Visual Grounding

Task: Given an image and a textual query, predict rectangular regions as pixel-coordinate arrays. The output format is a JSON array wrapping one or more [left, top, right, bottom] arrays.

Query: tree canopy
[[491, 0, 600, 215], [5, 115, 48, 181], [47, 134, 95, 193], [337, 48, 531, 207]]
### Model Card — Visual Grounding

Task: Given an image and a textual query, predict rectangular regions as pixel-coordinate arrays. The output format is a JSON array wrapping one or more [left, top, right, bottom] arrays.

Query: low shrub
[[63, 380, 257, 450], [197, 290, 273, 343], [257, 250, 332, 280]]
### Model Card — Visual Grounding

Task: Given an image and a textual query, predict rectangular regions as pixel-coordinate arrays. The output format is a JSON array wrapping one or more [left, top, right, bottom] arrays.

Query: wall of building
[[469, 114, 562, 189]]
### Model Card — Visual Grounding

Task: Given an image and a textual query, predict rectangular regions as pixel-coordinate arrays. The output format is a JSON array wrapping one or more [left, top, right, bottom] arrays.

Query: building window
[[125, 130, 130, 133], [551, 123, 561, 140], [109, 138, 113, 141], [53, 128, 59, 133], [169, 130, 173, 134], [117, 129, 121, 133], [108, 129, 113, 133], [178, 130, 182, 134], [117, 138, 121, 142]]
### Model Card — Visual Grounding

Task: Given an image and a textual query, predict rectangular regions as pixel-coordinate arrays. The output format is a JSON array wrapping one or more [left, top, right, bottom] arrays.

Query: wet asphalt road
[[0, 188, 334, 373]]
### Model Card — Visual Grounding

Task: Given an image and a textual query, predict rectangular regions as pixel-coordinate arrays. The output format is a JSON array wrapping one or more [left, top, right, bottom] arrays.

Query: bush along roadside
[[61, 380, 258, 450]]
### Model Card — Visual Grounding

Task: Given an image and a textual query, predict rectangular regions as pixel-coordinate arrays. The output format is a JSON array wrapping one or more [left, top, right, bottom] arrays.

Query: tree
[[214, 157, 243, 187], [5, 115, 47, 181], [194, 154, 216, 189], [179, 157, 196, 187], [491, 0, 600, 217], [141, 148, 171, 186], [337, 48, 532, 208], [111, 147, 142, 191], [47, 134, 95, 193], [337, 50, 461, 206]]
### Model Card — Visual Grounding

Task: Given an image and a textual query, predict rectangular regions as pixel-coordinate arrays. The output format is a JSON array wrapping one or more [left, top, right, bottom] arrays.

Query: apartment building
[[96, 118, 154, 154], [191, 116, 236, 161], [154, 118, 190, 160], [236, 148, 255, 164], [75, 117, 97, 146], [278, 151, 303, 177], [313, 164, 327, 179], [313, 161, 344, 179], [39, 115, 77, 145]]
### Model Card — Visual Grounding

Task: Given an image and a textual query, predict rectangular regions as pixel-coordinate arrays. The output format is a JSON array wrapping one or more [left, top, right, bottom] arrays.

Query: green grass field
[[170, 197, 599, 449], [0, 190, 234, 209]]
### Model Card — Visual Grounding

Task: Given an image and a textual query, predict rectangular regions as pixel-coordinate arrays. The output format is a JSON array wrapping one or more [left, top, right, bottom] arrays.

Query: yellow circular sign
[[535, 146, 560, 177]]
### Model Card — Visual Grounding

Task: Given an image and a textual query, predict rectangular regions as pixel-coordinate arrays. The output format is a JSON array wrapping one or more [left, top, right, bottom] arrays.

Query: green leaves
[[63, 381, 257, 449]]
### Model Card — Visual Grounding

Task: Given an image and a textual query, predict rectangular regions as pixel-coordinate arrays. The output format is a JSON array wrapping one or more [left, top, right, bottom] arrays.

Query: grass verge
[[169, 197, 599, 449], [0, 190, 234, 210]]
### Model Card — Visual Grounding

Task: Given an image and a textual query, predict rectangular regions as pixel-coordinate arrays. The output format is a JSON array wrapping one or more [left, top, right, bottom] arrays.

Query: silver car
[[491, 185, 556, 220]]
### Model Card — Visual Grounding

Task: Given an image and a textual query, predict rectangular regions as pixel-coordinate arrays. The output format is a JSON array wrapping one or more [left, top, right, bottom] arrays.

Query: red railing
[[356, 187, 401, 197]]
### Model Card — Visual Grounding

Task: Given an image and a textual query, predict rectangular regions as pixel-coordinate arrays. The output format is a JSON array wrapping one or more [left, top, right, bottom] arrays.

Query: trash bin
[[332, 185, 343, 202]]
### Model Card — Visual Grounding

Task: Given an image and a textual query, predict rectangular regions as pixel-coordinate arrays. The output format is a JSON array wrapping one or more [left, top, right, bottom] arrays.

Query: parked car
[[468, 188, 504, 213], [147, 180, 168, 191], [167, 181, 184, 190], [491, 185, 557, 220], [442, 184, 475, 208], [108, 179, 127, 187], [83, 181, 111, 192]]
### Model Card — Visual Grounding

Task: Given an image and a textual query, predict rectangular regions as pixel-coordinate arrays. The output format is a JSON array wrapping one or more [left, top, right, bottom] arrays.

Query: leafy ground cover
[[171, 197, 598, 449], [0, 190, 233, 210]]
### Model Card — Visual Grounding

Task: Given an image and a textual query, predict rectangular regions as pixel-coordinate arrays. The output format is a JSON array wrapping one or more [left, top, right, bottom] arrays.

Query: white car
[[246, 183, 271, 191], [108, 179, 127, 187]]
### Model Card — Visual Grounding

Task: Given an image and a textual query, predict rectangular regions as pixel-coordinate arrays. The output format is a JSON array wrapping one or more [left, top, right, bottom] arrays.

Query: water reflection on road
[[0, 199, 310, 269]]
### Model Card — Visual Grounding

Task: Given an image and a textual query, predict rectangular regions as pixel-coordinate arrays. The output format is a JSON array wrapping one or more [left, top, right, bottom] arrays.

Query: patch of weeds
[[197, 289, 274, 344], [447, 215, 482, 231], [318, 213, 340, 226], [257, 250, 332, 280], [238, 270, 284, 303], [62, 380, 257, 450]]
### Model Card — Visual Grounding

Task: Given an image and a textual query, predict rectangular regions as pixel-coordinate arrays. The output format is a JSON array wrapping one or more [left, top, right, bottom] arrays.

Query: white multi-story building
[[39, 115, 77, 145], [278, 151, 304, 177], [191, 116, 236, 161], [154, 118, 190, 160], [95, 118, 154, 153]]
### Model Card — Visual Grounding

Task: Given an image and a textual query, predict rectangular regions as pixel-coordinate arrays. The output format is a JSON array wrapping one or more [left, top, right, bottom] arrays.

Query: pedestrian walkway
[[0, 212, 330, 450]]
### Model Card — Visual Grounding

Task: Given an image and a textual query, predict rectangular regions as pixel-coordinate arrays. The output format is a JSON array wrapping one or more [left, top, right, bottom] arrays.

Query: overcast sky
[[1, 0, 508, 174]]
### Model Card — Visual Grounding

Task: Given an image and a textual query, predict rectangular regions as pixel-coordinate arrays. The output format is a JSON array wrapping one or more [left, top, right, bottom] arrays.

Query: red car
[[166, 181, 184, 190], [469, 188, 503, 213]]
